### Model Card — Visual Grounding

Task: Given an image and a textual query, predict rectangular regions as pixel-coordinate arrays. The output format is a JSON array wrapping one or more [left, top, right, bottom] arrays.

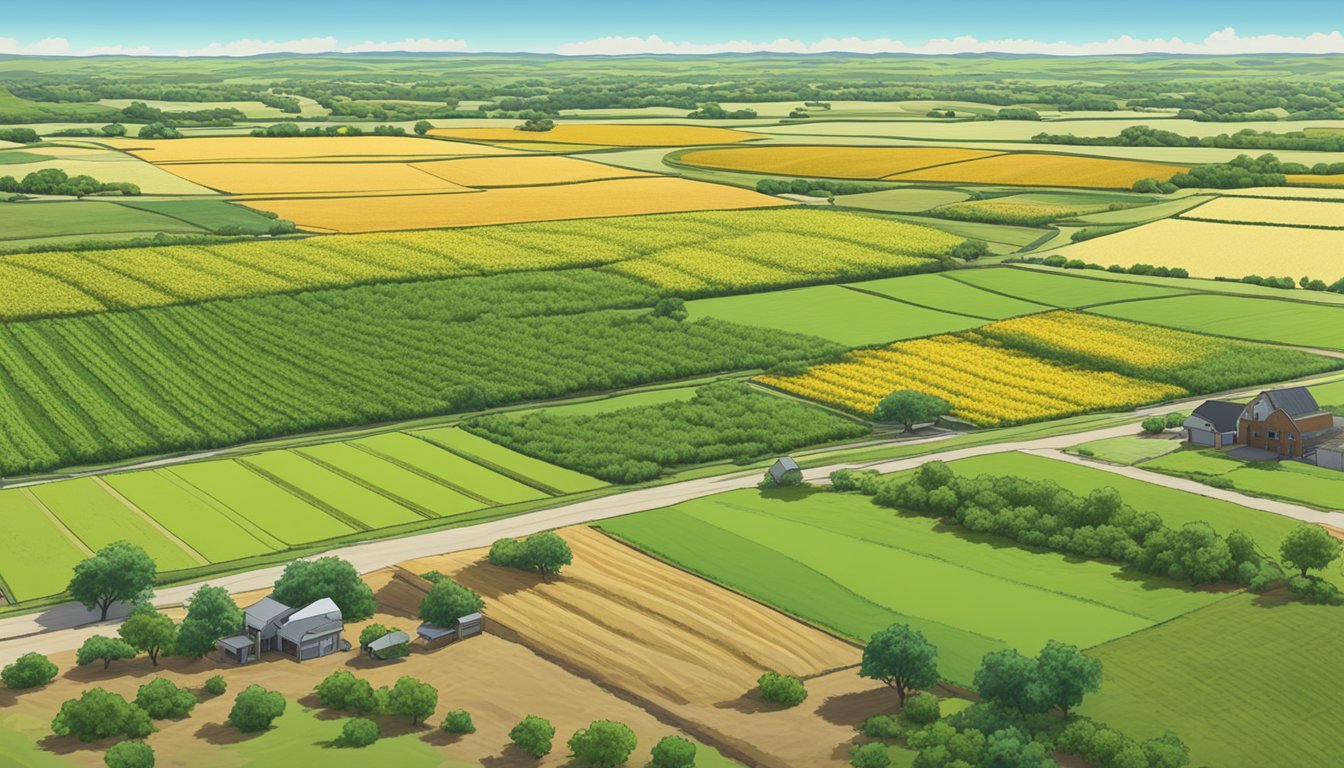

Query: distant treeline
[[1133, 153, 1337, 192], [1035, 125, 1344, 159], [0, 168, 139, 197]]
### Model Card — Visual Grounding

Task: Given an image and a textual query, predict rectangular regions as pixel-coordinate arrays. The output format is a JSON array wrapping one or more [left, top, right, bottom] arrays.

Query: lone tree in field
[[68, 541, 157, 621], [510, 715, 556, 758], [272, 556, 376, 621], [119, 609, 177, 667], [568, 720, 638, 768], [650, 735, 696, 768], [1280, 524, 1341, 577], [229, 685, 286, 733], [488, 532, 573, 581], [52, 688, 155, 741], [419, 579, 485, 627], [1034, 641, 1103, 716], [413, 120, 432, 135], [859, 623, 939, 706], [386, 675, 438, 726], [873, 390, 951, 433], [2, 652, 58, 690], [175, 585, 243, 658], [76, 635, 138, 671], [104, 740, 154, 768]]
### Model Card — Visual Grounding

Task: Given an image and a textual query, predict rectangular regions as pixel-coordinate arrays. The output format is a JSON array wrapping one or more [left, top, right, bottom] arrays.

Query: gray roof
[[1191, 400, 1244, 433], [245, 597, 293, 630], [218, 634, 254, 652], [769, 457, 800, 481], [278, 615, 342, 645], [417, 623, 453, 640], [367, 631, 410, 652], [457, 612, 482, 624], [1263, 387, 1321, 418]]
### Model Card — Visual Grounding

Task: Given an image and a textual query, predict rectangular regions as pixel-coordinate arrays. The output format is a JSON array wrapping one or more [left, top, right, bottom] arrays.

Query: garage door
[[1189, 429, 1216, 446]]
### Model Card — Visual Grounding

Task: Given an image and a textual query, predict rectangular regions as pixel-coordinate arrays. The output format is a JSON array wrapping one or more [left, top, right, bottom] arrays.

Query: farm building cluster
[[1185, 387, 1344, 469]]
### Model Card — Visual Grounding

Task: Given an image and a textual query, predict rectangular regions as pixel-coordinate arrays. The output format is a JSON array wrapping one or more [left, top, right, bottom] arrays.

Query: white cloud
[[178, 37, 342, 57], [554, 28, 1344, 56], [0, 36, 469, 58], [0, 36, 72, 55], [341, 37, 468, 53]]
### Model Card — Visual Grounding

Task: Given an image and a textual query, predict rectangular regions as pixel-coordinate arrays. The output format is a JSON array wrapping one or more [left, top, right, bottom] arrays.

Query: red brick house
[[1238, 387, 1334, 458]]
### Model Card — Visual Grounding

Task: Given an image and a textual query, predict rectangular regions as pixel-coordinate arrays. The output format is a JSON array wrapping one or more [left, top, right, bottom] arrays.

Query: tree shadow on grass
[[713, 689, 799, 715], [420, 728, 468, 747], [756, 485, 826, 503], [195, 721, 267, 745], [814, 686, 898, 728], [480, 743, 550, 768]]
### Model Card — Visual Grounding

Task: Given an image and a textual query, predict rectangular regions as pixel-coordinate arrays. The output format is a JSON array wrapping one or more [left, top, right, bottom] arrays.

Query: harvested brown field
[[889, 152, 1188, 189], [158, 162, 473, 195], [101, 136, 518, 163], [411, 155, 653, 187], [245, 177, 787, 232], [678, 145, 1002, 179], [429, 124, 761, 147]]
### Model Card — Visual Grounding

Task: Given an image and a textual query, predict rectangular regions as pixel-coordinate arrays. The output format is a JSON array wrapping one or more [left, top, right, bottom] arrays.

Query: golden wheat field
[[1225, 186, 1344, 200], [411, 156, 652, 187], [1286, 174, 1344, 186], [1060, 218, 1344, 280], [246, 177, 787, 232], [678, 146, 1002, 179], [100, 136, 518, 163], [428, 124, 761, 146], [889, 153, 1187, 188], [157, 162, 473, 194], [1181, 196, 1344, 227]]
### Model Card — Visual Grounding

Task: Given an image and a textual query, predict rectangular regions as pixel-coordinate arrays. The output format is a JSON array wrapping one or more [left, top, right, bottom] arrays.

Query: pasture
[[677, 146, 1001, 179], [1090, 294, 1344, 350], [1070, 434, 1183, 464], [944, 267, 1184, 307], [851, 273, 1053, 318], [428, 123, 762, 146], [0, 490, 89, 603], [0, 200, 207, 242], [600, 487, 1226, 685], [837, 187, 970, 213], [1139, 448, 1344, 511]]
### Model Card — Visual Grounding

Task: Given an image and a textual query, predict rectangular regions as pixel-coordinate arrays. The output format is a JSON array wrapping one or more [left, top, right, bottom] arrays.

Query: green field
[[1090, 294, 1344, 350], [1070, 434, 1184, 464], [168, 461, 355, 545], [1310, 378, 1344, 407], [106, 470, 281, 561], [353, 432, 546, 505], [852, 272, 1053, 319], [838, 187, 970, 213], [506, 382, 704, 419], [417, 427, 607, 495], [297, 442, 484, 517], [0, 150, 55, 164], [600, 486, 1225, 685], [29, 478, 202, 571], [945, 267, 1184, 307], [113, 199, 281, 232], [242, 450, 425, 529], [0, 489, 88, 602], [1079, 593, 1344, 767], [685, 284, 983, 345], [1140, 448, 1344, 511], [0, 200, 205, 241]]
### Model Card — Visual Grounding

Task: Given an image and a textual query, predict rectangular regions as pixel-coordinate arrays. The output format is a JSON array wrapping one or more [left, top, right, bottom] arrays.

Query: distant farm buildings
[[1186, 387, 1342, 468], [417, 612, 483, 645], [218, 596, 350, 664]]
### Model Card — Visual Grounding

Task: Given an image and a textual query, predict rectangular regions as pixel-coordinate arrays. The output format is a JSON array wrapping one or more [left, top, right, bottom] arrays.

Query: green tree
[[950, 239, 991, 261], [76, 635, 138, 671], [176, 585, 243, 658], [1034, 641, 1102, 715], [757, 671, 808, 707], [859, 623, 939, 706], [973, 649, 1044, 715], [68, 541, 157, 621], [1280, 524, 1341, 577], [100, 123, 127, 137], [873, 391, 951, 433], [568, 720, 638, 768], [104, 740, 154, 768], [413, 120, 433, 136], [850, 742, 892, 768], [134, 677, 196, 719], [1141, 417, 1168, 434], [419, 579, 485, 627], [340, 718, 380, 747], [902, 692, 941, 725], [229, 685, 286, 733], [510, 715, 556, 758], [652, 297, 688, 321], [119, 610, 177, 667], [315, 670, 380, 714], [650, 735, 696, 768], [272, 556, 376, 621], [441, 709, 476, 734], [1163, 412, 1187, 429], [519, 532, 573, 581], [2, 652, 58, 689], [386, 675, 438, 725], [203, 676, 227, 696], [52, 688, 155, 741]]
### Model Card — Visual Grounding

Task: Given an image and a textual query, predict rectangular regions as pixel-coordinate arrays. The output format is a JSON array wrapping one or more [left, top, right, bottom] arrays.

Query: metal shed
[[768, 456, 800, 484], [366, 630, 411, 658]]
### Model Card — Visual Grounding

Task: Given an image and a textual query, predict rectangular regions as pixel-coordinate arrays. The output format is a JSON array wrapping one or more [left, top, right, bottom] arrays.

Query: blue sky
[[2, 0, 1342, 56]]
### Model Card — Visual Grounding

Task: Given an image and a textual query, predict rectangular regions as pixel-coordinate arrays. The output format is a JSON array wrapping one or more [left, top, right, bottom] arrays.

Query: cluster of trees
[[1031, 254, 1192, 280], [0, 168, 140, 197], [1035, 125, 1344, 156], [1055, 720, 1191, 768], [137, 122, 181, 139], [13, 82, 302, 114], [833, 461, 1283, 588], [0, 127, 40, 143], [1127, 80, 1344, 121], [1135, 153, 1326, 191], [1229, 274, 1344, 294], [951, 239, 991, 260], [517, 117, 555, 132], [466, 382, 866, 483], [249, 122, 405, 137], [507, 714, 696, 767], [418, 576, 485, 628], [118, 100, 243, 127], [1141, 412, 1187, 434], [926, 109, 957, 118], [873, 390, 952, 432], [314, 670, 439, 725], [995, 107, 1041, 120], [755, 178, 886, 196], [686, 103, 758, 119], [488, 532, 574, 581]]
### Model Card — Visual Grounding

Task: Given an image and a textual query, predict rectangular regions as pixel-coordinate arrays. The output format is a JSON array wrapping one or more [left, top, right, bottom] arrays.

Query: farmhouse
[[218, 596, 350, 664], [1183, 400, 1244, 448], [1238, 387, 1335, 459], [768, 456, 800, 484]]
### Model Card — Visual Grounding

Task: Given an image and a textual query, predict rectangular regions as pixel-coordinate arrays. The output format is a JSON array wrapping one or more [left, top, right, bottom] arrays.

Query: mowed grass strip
[[1079, 593, 1344, 767], [945, 267, 1184, 307], [685, 284, 983, 345], [0, 489, 88, 601], [243, 449, 424, 528], [244, 177, 787, 233], [411, 156, 653, 187], [429, 124, 761, 147], [1090, 293, 1344, 350], [297, 442, 485, 517], [850, 273, 1053, 319], [889, 153, 1187, 189], [29, 477, 201, 571], [0, 200, 206, 242], [106, 471, 279, 562], [159, 162, 473, 195], [169, 460, 354, 545], [677, 146, 1000, 180], [353, 432, 545, 505], [416, 427, 605, 495], [1140, 449, 1344, 511]]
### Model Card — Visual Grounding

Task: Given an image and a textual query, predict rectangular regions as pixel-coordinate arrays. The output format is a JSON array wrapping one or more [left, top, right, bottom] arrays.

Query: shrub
[[1141, 417, 1168, 434], [902, 693, 941, 725], [104, 740, 154, 768], [134, 677, 196, 719], [757, 671, 808, 707], [1163, 412, 1187, 429], [76, 635, 137, 671], [441, 709, 476, 734], [568, 720, 638, 768], [510, 715, 556, 758], [229, 685, 286, 733], [340, 718, 380, 747], [850, 742, 892, 768], [950, 239, 991, 260], [2, 652, 58, 689], [863, 714, 905, 739], [52, 688, 155, 741], [1287, 575, 1344, 605], [650, 735, 697, 768], [203, 675, 227, 696]]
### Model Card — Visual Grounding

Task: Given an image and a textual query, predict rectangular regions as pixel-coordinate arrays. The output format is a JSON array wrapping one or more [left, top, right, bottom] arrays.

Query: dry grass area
[[429, 124, 761, 147], [158, 162, 473, 195], [1225, 186, 1344, 200], [100, 137, 517, 163], [1181, 196, 1344, 227], [679, 145, 1000, 179], [1060, 218, 1344, 279], [245, 177, 786, 232], [1286, 174, 1344, 186], [411, 156, 653, 187], [889, 153, 1187, 189]]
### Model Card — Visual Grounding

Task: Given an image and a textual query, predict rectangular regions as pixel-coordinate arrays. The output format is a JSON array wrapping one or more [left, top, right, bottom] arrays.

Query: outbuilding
[[767, 456, 800, 485], [1184, 400, 1243, 448], [365, 630, 411, 659]]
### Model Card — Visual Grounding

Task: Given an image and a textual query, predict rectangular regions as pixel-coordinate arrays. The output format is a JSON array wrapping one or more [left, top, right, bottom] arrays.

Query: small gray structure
[[416, 612, 483, 645], [218, 595, 349, 664], [365, 630, 411, 658], [1183, 400, 1243, 448], [767, 456, 800, 484]]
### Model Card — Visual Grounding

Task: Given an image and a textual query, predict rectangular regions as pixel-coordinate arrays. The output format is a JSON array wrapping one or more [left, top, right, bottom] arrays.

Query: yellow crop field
[[100, 136, 518, 163], [1287, 174, 1344, 186], [245, 177, 787, 232], [429, 124, 761, 147], [1060, 218, 1344, 280], [412, 156, 652, 187], [678, 146, 1002, 179], [1183, 196, 1344, 227], [1, 146, 216, 195], [978, 313, 1207, 376], [757, 333, 1183, 425], [159, 162, 473, 195], [889, 153, 1187, 189], [1226, 186, 1344, 200]]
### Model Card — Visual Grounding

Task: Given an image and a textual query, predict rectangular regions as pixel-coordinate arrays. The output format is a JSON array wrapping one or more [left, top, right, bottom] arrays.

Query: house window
[[1253, 431, 1261, 438], [1287, 434, 1295, 441], [1268, 430, 1277, 440]]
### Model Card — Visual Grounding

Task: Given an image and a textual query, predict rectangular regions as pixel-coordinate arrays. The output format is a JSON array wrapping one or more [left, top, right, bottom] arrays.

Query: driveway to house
[[3, 373, 1343, 664]]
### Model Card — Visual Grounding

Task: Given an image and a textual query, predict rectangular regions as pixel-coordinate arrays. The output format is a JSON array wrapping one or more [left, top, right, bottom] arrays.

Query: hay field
[[1287, 173, 1344, 186], [1061, 218, 1344, 280], [429, 124, 761, 146], [246, 177, 786, 232], [1182, 196, 1344, 227], [1224, 186, 1344, 200], [0, 146, 216, 195], [678, 146, 1001, 179], [889, 153, 1187, 189], [100, 136, 518, 163], [159, 161, 472, 194], [412, 155, 652, 187]]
